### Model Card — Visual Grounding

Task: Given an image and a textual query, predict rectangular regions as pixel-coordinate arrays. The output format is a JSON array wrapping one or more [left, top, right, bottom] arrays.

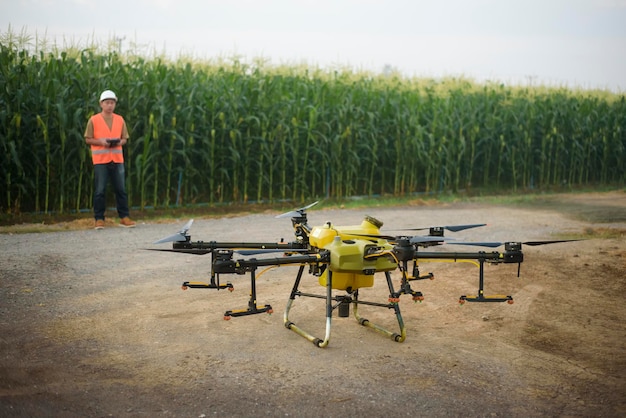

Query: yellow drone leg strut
[[353, 271, 407, 343], [284, 268, 407, 347], [284, 265, 332, 347]]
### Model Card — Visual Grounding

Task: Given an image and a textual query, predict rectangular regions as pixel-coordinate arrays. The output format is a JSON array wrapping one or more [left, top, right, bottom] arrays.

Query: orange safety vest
[[90, 113, 125, 164]]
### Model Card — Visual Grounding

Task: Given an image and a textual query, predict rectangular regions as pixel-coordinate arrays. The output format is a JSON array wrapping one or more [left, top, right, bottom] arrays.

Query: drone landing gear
[[223, 268, 273, 319], [182, 269, 274, 319], [284, 267, 407, 348], [181, 281, 233, 291], [459, 295, 513, 303], [284, 265, 331, 347], [224, 303, 273, 319], [459, 258, 514, 305], [353, 271, 408, 342]]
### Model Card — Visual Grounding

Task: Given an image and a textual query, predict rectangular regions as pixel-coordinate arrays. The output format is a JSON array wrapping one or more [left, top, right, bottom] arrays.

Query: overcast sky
[[2, 0, 625, 91]]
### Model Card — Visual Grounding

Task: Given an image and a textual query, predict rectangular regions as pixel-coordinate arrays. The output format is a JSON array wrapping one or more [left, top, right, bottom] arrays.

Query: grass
[[1, 187, 624, 234]]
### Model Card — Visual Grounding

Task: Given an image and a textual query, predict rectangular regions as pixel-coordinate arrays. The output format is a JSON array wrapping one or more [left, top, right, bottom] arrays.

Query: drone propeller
[[395, 223, 487, 233], [349, 233, 452, 245], [153, 219, 194, 244], [148, 247, 310, 256], [409, 235, 454, 244], [447, 239, 581, 248], [147, 248, 211, 255], [275, 201, 319, 219]]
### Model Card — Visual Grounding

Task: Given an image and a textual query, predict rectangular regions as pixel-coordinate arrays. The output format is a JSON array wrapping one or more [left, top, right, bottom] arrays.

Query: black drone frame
[[152, 204, 575, 347]]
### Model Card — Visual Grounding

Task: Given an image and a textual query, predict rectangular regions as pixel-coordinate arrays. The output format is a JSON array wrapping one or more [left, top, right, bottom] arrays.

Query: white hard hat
[[99, 90, 117, 102]]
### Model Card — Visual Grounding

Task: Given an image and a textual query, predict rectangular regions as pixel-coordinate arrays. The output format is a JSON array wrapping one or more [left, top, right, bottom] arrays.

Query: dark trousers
[[93, 162, 130, 220]]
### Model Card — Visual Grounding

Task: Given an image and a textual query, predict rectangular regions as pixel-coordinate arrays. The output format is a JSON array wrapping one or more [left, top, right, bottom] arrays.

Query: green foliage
[[1, 37, 625, 215]]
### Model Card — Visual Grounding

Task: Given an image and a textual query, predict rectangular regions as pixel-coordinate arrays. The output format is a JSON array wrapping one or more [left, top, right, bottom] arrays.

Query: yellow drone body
[[310, 216, 397, 290], [318, 270, 374, 290]]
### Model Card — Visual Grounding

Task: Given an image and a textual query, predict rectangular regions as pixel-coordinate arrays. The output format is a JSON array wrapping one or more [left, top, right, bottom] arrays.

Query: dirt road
[[1, 192, 625, 417]]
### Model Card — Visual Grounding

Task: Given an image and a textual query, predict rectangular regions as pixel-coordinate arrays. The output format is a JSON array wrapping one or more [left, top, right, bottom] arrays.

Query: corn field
[[1, 40, 625, 215]]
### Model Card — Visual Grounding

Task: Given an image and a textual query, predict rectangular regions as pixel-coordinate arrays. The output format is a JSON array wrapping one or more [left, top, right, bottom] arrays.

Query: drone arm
[[214, 252, 329, 274], [415, 250, 522, 264], [415, 250, 521, 304], [174, 240, 306, 251]]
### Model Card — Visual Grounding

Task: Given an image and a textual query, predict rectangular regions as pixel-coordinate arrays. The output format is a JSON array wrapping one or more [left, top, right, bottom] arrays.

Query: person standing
[[84, 90, 136, 229]]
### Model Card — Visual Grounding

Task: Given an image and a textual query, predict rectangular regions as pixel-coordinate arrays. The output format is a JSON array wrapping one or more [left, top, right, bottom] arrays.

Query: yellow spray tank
[[311, 216, 398, 290]]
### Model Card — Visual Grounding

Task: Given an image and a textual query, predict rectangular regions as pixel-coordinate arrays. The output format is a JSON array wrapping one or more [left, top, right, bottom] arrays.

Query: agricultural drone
[[152, 202, 575, 348]]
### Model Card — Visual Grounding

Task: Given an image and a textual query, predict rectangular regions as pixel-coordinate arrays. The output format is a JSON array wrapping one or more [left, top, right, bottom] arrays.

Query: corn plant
[[1, 30, 625, 216]]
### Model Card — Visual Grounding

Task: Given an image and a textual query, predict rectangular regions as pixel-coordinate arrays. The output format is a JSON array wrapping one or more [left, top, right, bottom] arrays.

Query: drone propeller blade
[[446, 241, 502, 248], [275, 201, 319, 219], [519, 239, 582, 246], [147, 248, 211, 255], [398, 223, 486, 233], [442, 223, 486, 232], [447, 239, 581, 248], [153, 219, 194, 244], [350, 233, 451, 245], [180, 218, 194, 232], [409, 236, 451, 244]]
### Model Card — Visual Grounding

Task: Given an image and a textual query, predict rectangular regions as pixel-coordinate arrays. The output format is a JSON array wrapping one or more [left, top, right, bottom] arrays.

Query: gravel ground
[[1, 192, 625, 417]]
